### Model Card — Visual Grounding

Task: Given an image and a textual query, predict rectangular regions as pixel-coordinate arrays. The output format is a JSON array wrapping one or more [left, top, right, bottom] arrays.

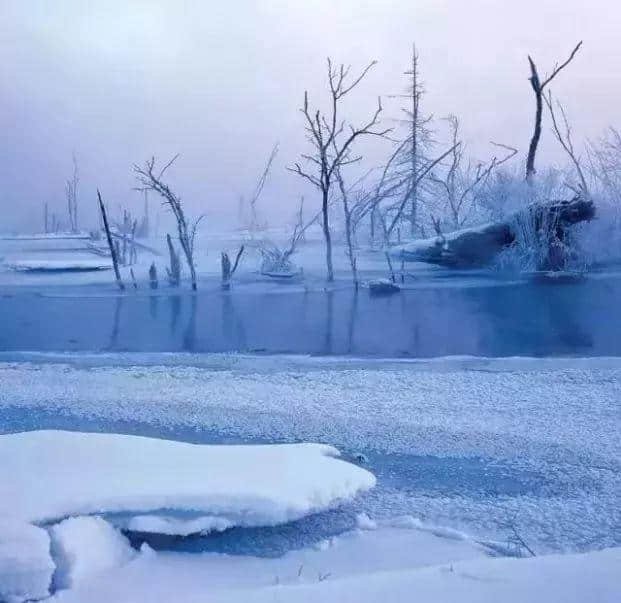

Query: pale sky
[[1, 0, 619, 231]]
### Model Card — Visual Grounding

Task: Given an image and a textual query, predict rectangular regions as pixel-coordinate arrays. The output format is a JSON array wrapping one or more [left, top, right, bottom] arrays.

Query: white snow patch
[[0, 430, 375, 526], [355, 513, 377, 531], [6, 259, 111, 272], [121, 514, 233, 536], [0, 519, 54, 603], [49, 516, 135, 589]]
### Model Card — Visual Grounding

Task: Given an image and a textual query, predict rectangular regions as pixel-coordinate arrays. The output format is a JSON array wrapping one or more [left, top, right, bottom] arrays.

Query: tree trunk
[[393, 197, 595, 267], [321, 189, 334, 282], [97, 190, 124, 291], [526, 87, 543, 181]]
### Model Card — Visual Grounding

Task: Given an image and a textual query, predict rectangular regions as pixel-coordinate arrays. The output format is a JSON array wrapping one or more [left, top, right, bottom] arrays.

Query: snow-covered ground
[[1, 353, 619, 556]]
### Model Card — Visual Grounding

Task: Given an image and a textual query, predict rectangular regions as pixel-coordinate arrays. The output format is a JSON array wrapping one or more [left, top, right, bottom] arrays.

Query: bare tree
[[248, 143, 278, 234], [289, 58, 391, 281], [97, 190, 124, 291], [369, 139, 461, 244], [587, 127, 621, 206], [134, 156, 204, 290], [389, 43, 433, 236], [259, 197, 319, 274], [544, 92, 589, 198], [526, 41, 582, 181], [429, 116, 517, 229], [65, 154, 79, 232]]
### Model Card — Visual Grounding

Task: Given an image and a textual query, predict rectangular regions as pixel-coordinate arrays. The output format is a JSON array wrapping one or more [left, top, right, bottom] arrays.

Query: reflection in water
[[183, 295, 197, 352], [107, 296, 123, 350], [3, 276, 621, 357], [346, 290, 358, 353], [149, 295, 159, 321], [169, 295, 181, 335], [324, 290, 334, 354], [222, 294, 247, 351]]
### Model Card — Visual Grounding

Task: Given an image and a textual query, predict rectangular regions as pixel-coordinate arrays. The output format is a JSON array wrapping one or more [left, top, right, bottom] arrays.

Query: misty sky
[[1, 0, 619, 232]]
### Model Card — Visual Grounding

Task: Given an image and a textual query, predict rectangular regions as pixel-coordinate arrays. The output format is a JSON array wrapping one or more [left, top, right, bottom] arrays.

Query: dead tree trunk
[[525, 42, 582, 181], [97, 190, 125, 291], [393, 197, 594, 267]]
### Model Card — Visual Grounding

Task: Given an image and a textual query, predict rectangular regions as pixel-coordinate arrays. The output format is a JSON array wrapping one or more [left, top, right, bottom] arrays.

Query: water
[[2, 273, 621, 356]]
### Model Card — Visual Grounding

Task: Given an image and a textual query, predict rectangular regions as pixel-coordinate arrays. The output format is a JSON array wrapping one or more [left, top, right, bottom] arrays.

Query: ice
[[0, 430, 375, 527], [0, 519, 54, 603], [49, 516, 135, 589]]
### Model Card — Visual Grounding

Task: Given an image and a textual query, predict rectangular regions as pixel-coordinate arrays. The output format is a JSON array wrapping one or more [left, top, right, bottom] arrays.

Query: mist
[[1, 0, 619, 232]]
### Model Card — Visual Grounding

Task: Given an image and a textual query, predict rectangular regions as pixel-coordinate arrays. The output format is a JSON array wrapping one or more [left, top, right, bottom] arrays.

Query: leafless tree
[[429, 116, 517, 229], [97, 190, 124, 291], [248, 143, 278, 234], [389, 43, 434, 235], [367, 138, 461, 244], [544, 92, 589, 198], [65, 154, 79, 232], [134, 156, 204, 290], [289, 58, 391, 281], [526, 41, 582, 181], [587, 127, 621, 206], [259, 197, 319, 274]]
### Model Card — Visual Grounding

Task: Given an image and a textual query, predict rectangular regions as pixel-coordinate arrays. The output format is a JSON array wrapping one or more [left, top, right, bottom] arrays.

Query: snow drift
[[0, 430, 375, 528]]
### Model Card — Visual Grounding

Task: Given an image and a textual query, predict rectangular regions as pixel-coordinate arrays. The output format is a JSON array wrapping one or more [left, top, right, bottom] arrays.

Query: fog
[[1, 0, 619, 232]]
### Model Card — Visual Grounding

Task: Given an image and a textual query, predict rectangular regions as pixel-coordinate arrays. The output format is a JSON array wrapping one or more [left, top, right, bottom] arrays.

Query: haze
[[1, 0, 618, 231]]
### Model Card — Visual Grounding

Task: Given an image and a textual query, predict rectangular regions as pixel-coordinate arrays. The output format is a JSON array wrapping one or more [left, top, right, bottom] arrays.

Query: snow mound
[[49, 516, 135, 589], [0, 519, 54, 603], [0, 431, 375, 528]]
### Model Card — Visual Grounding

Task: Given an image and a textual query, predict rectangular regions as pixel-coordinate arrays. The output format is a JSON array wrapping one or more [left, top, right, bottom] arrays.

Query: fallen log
[[391, 197, 595, 268]]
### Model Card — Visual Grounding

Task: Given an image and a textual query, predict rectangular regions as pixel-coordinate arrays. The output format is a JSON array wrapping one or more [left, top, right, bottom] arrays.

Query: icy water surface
[[1, 273, 621, 356]]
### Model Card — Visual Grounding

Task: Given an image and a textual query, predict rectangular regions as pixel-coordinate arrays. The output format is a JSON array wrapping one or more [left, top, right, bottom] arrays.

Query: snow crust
[[0, 430, 375, 527]]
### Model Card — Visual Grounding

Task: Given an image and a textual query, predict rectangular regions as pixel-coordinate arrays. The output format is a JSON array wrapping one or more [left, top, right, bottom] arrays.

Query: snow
[[49, 516, 135, 589], [0, 430, 375, 527], [49, 522, 488, 602], [0, 519, 54, 603], [47, 524, 621, 603], [2, 354, 619, 553], [118, 515, 233, 536], [6, 259, 111, 272]]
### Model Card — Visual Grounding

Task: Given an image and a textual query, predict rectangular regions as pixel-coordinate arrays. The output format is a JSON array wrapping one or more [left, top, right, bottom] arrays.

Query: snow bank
[[49, 516, 135, 589], [0, 430, 375, 528], [48, 527, 621, 603], [0, 519, 54, 603]]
